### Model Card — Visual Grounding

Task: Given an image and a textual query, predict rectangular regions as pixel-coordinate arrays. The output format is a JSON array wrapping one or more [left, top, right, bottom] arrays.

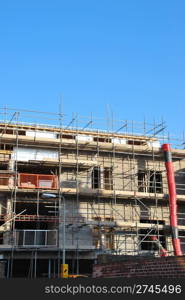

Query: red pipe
[[162, 143, 182, 256]]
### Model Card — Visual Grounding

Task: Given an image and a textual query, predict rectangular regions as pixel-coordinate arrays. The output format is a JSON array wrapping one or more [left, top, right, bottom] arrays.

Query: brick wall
[[93, 256, 185, 278]]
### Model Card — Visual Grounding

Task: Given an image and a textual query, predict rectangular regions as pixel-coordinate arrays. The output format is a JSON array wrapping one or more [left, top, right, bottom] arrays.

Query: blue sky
[[0, 0, 185, 136]]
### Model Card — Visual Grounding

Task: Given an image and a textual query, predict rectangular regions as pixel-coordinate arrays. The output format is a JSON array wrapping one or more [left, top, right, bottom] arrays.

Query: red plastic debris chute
[[162, 143, 182, 256]]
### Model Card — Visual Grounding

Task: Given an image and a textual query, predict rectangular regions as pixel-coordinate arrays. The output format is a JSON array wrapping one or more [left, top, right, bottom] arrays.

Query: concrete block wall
[[59, 149, 179, 194], [58, 199, 139, 252], [147, 203, 170, 224], [58, 199, 94, 250], [57, 198, 174, 254]]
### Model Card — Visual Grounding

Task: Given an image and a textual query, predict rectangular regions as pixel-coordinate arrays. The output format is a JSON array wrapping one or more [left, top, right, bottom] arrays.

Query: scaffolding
[[0, 106, 185, 278]]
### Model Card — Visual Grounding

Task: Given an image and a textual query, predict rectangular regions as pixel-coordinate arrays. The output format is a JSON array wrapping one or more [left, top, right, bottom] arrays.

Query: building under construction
[[0, 107, 185, 278]]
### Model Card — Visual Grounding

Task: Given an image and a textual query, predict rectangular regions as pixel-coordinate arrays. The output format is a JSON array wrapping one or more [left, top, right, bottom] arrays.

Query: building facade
[[0, 118, 185, 277]]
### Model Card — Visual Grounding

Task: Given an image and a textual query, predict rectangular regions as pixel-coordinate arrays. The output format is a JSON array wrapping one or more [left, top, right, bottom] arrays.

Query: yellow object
[[68, 274, 88, 278], [61, 264, 68, 278]]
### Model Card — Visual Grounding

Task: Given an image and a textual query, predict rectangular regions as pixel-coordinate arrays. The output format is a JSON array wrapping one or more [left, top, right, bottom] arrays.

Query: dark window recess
[[127, 140, 145, 146], [6, 144, 13, 150], [0, 163, 8, 170], [15, 202, 54, 220], [0, 144, 13, 150], [0, 232, 3, 244], [17, 164, 58, 175], [138, 170, 163, 193], [140, 206, 150, 220], [104, 168, 113, 190], [178, 206, 185, 226], [175, 171, 185, 195], [179, 231, 185, 254], [93, 217, 101, 221], [18, 130, 26, 136], [0, 129, 25, 135], [6, 129, 13, 134], [93, 137, 111, 143], [138, 171, 147, 192], [93, 217, 101, 248], [92, 227, 100, 248], [139, 228, 166, 251], [92, 167, 101, 189], [15, 222, 48, 230], [60, 134, 75, 139], [0, 129, 12, 134], [149, 171, 163, 193], [105, 217, 114, 222], [140, 219, 165, 225]]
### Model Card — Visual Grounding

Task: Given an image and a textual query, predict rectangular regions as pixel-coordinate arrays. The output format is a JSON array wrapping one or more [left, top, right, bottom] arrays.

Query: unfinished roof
[[0, 122, 159, 141]]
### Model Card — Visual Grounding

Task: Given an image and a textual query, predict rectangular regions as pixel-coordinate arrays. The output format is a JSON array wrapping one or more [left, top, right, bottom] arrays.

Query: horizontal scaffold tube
[[162, 143, 182, 256]]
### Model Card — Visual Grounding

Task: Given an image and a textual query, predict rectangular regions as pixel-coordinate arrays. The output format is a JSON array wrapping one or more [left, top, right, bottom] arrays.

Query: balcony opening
[[17, 164, 58, 175], [14, 201, 58, 231], [91, 167, 101, 189], [18, 173, 58, 189], [15, 221, 48, 230], [15, 201, 58, 218], [13, 214, 52, 248]]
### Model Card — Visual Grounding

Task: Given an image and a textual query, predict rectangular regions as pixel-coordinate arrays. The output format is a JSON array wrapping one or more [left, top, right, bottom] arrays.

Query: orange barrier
[[18, 173, 58, 189]]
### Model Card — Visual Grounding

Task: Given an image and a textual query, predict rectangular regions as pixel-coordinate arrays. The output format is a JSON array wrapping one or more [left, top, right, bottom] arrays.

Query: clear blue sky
[[0, 0, 185, 136]]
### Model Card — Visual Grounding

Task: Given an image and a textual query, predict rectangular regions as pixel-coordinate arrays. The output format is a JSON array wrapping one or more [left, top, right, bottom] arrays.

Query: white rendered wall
[[12, 147, 58, 161]]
